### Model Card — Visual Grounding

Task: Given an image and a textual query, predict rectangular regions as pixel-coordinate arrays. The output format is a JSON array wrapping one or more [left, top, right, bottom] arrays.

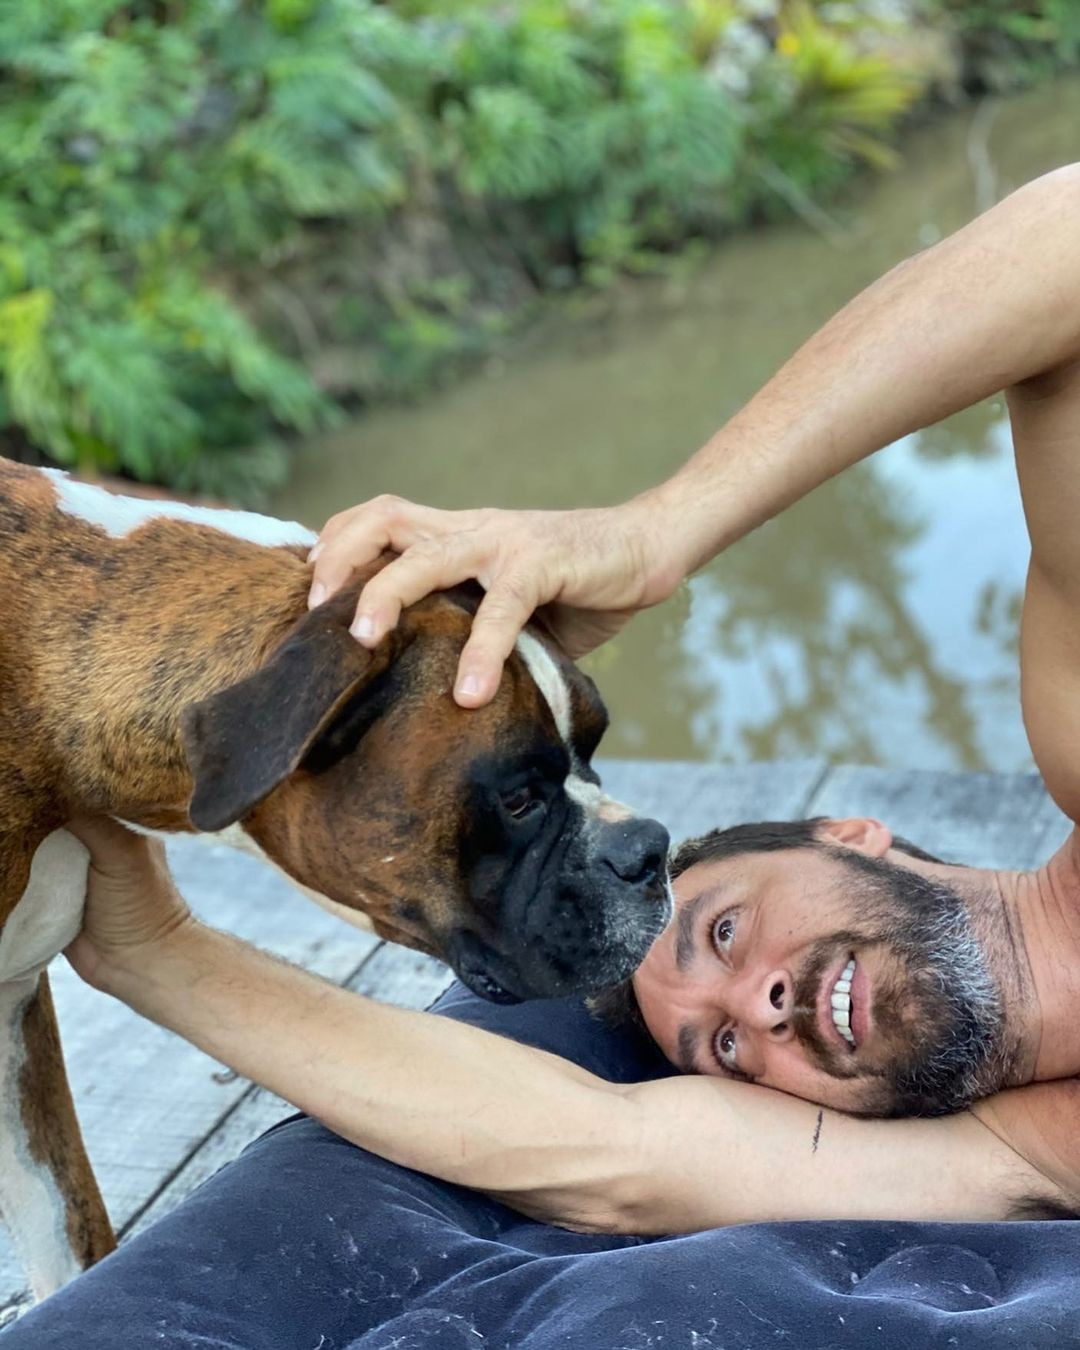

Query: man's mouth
[[817, 952, 867, 1053], [830, 956, 857, 1046]]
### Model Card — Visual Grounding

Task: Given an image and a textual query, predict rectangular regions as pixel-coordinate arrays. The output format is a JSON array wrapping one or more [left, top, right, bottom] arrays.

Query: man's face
[[631, 840, 1005, 1116]]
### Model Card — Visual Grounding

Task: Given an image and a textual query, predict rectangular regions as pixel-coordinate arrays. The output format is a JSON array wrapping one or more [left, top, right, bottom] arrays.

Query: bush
[[0, 0, 427, 496], [0, 1, 1069, 499]]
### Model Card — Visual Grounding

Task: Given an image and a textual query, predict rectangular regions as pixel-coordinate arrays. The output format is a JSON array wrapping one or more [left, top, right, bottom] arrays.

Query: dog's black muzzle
[[449, 815, 672, 1002]]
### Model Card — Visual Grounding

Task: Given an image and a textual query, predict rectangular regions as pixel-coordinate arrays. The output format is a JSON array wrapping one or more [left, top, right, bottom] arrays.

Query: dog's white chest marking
[[0, 832, 90, 1299], [1, 832, 89, 984], [0, 975, 83, 1299], [40, 467, 316, 549]]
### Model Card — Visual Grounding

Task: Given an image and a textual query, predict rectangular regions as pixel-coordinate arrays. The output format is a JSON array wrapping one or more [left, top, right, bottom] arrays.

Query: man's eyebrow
[[676, 1023, 699, 1074], [675, 887, 723, 971]]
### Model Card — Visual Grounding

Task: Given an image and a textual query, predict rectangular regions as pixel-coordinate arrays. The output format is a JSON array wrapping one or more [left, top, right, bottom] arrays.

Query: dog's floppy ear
[[180, 594, 411, 832]]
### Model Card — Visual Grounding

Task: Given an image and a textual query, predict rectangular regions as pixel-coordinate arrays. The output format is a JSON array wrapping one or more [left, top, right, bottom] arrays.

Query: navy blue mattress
[[5, 983, 1080, 1349]]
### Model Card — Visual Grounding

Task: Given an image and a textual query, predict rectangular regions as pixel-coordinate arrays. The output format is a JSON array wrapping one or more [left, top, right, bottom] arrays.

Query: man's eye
[[712, 914, 736, 954], [717, 1028, 737, 1065]]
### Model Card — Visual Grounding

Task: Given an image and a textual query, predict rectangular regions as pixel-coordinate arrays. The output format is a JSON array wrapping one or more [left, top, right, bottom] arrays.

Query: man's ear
[[817, 817, 893, 857], [180, 594, 412, 832]]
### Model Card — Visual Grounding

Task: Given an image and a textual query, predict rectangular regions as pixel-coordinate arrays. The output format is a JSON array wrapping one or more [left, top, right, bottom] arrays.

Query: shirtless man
[[41, 164, 1080, 1265]]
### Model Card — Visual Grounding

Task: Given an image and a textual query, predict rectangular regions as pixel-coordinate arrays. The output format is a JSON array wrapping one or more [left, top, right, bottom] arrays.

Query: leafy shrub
[[0, 1, 1069, 499], [0, 0, 427, 496], [926, 1, 1080, 89]]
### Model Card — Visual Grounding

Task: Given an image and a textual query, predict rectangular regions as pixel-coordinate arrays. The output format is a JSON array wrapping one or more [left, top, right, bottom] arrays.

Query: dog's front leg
[[0, 970, 114, 1301]]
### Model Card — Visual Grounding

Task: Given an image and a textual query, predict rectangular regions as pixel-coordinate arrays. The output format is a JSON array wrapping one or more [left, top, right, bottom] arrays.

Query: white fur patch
[[514, 635, 640, 828], [0, 833, 91, 1298], [515, 633, 572, 744], [0, 832, 89, 985], [40, 468, 316, 549], [0, 973, 84, 1300], [565, 775, 634, 824]]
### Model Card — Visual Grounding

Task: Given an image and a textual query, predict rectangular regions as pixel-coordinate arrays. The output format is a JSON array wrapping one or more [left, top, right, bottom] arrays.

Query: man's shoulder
[[973, 1077, 1080, 1216]]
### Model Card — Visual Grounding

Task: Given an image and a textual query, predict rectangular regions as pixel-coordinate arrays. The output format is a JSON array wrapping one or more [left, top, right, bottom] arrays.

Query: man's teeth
[[831, 957, 856, 1045]]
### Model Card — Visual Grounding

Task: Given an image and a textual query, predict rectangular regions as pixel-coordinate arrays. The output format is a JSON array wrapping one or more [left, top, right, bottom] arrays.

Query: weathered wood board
[[805, 766, 1070, 871], [129, 946, 456, 1242], [1, 760, 1071, 1316], [597, 757, 828, 841]]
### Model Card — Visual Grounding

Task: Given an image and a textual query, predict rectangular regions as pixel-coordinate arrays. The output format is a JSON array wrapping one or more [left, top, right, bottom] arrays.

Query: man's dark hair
[[590, 817, 948, 1034]]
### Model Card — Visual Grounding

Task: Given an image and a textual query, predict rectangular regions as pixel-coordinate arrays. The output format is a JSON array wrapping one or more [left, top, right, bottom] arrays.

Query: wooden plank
[[596, 758, 828, 841], [129, 945, 453, 1239], [0, 838, 381, 1312], [805, 766, 1070, 871]]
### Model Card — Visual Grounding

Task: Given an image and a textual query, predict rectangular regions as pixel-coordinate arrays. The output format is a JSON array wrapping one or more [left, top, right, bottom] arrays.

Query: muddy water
[[277, 80, 1080, 771]]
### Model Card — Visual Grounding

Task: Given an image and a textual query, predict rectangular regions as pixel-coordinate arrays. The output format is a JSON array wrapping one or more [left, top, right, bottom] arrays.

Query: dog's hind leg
[[0, 971, 114, 1300]]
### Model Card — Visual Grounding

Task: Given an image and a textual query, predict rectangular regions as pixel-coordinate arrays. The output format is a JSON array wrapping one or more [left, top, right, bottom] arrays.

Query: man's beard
[[790, 851, 1008, 1117]]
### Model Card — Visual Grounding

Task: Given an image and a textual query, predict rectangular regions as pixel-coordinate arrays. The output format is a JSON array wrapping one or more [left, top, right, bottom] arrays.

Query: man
[[305, 159, 1080, 1197], [5, 165, 1080, 1344]]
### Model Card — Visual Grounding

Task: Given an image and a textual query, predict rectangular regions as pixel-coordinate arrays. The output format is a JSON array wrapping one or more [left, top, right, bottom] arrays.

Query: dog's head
[[180, 582, 671, 1001]]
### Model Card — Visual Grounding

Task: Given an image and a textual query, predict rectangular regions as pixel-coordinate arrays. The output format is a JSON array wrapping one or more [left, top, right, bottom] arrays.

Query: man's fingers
[[307, 497, 456, 610], [350, 534, 490, 647], [454, 577, 540, 707], [308, 536, 380, 611], [305, 499, 557, 697], [308, 511, 394, 610]]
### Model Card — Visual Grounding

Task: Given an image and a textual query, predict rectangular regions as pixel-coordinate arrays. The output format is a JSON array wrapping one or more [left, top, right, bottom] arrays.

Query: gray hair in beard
[[804, 849, 1010, 1118]]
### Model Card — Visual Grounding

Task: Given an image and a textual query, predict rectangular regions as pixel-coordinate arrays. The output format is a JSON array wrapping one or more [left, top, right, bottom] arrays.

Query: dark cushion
[[4, 983, 1079, 1350]]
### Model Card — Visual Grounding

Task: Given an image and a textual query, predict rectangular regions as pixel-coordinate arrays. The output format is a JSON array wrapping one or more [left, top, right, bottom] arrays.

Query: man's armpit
[[973, 1079, 1080, 1213], [1007, 1193, 1080, 1222]]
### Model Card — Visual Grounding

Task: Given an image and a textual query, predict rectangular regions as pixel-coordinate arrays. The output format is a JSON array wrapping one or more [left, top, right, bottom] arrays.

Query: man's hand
[[306, 495, 683, 708], [64, 817, 194, 991]]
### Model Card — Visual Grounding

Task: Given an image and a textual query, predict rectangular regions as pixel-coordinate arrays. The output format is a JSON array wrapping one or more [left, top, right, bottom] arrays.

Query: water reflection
[[676, 420, 1030, 770], [277, 80, 1079, 771]]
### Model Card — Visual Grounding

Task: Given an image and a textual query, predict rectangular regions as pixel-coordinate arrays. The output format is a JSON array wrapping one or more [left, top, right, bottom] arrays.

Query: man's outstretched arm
[[309, 166, 1080, 707], [70, 821, 1066, 1235]]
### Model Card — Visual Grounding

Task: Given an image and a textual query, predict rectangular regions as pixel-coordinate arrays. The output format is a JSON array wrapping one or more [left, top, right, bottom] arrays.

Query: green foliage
[[747, 3, 923, 199], [0, 1, 1070, 497], [926, 0, 1080, 87], [0, 0, 424, 497]]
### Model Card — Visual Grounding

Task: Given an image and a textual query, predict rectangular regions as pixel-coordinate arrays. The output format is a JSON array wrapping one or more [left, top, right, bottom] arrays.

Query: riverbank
[[3, 2, 1077, 501]]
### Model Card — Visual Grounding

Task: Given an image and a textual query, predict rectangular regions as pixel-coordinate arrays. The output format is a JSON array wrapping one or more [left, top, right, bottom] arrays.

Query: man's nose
[[735, 969, 796, 1041]]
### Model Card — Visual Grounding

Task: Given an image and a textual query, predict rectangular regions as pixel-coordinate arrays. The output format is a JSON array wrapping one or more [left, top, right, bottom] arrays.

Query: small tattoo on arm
[[811, 1109, 823, 1154]]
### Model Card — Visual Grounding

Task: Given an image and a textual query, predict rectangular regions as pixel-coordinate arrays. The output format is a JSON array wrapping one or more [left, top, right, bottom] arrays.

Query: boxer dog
[[0, 458, 671, 1300]]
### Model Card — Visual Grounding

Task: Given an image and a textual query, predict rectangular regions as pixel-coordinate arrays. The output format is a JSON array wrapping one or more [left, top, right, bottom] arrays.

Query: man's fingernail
[[307, 542, 323, 562], [457, 674, 483, 701], [308, 583, 327, 609], [350, 614, 377, 643]]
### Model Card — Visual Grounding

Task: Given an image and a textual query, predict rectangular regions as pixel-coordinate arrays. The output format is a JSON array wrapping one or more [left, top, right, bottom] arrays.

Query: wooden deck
[[1, 759, 1070, 1318]]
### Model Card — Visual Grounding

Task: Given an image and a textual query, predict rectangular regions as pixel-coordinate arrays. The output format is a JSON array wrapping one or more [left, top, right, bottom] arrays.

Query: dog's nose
[[599, 818, 669, 888]]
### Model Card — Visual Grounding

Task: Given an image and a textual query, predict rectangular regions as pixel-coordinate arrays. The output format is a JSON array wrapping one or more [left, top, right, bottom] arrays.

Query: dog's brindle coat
[[0, 460, 670, 1300]]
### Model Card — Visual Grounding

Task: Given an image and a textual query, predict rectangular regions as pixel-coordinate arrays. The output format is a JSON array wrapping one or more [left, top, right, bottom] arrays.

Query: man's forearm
[[100, 925, 639, 1230], [94, 924, 1067, 1236], [653, 165, 1080, 577]]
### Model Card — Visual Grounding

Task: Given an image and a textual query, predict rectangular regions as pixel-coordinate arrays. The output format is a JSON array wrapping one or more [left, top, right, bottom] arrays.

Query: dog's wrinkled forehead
[[513, 631, 629, 822]]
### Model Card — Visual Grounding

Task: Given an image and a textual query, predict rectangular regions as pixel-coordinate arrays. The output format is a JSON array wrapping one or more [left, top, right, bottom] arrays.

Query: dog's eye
[[502, 785, 542, 820]]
